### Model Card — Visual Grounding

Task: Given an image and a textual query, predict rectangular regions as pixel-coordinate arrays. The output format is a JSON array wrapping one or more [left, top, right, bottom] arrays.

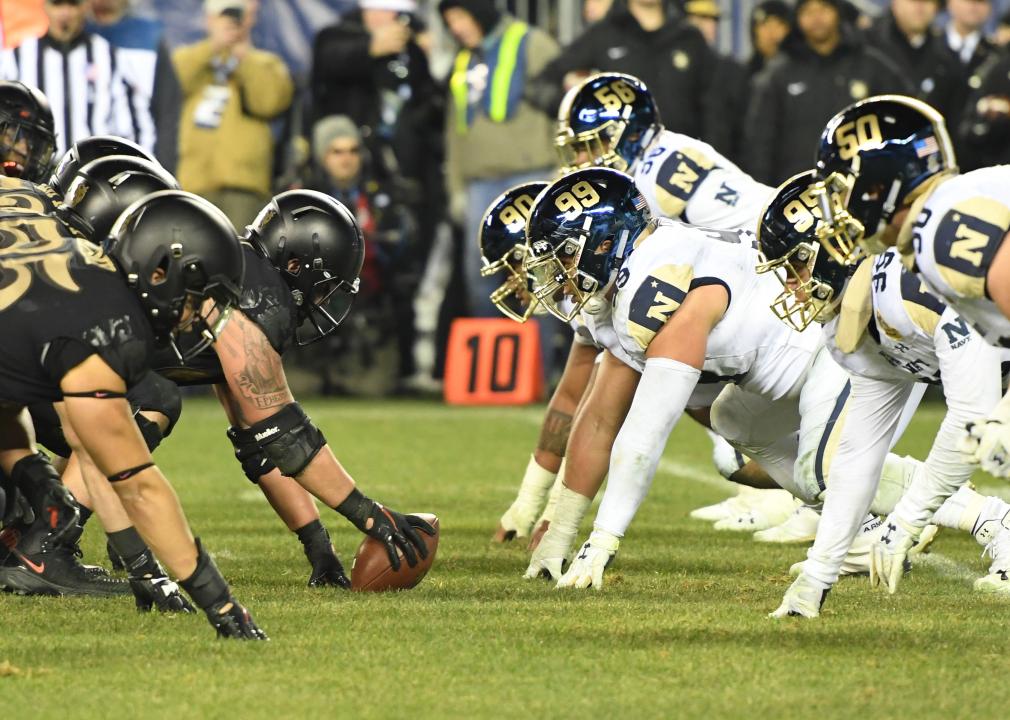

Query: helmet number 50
[[593, 80, 637, 112], [835, 115, 882, 161], [555, 181, 601, 221]]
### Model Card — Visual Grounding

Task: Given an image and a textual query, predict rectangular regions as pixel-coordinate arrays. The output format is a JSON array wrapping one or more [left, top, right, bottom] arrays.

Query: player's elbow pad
[[245, 402, 326, 477]]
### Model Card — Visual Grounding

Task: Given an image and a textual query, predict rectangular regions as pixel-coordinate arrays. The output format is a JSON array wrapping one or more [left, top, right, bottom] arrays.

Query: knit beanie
[[437, 0, 502, 35]]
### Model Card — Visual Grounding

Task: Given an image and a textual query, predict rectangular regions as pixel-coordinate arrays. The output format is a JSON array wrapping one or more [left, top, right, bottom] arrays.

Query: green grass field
[[1, 398, 1007, 719]]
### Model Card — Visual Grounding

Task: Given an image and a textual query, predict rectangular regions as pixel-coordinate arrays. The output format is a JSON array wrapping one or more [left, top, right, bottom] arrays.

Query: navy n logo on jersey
[[626, 264, 694, 349], [715, 182, 739, 207]]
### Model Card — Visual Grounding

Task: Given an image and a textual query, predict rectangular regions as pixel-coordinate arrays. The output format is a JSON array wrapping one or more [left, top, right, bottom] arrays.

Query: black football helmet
[[555, 73, 662, 173], [245, 190, 364, 345], [0, 81, 56, 182], [755, 171, 855, 331], [49, 135, 155, 195], [479, 181, 549, 322], [63, 155, 179, 241], [525, 167, 651, 322], [107, 190, 244, 361], [814, 95, 956, 265]]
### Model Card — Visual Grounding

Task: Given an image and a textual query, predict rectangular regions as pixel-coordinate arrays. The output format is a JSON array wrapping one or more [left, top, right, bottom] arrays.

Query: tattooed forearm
[[537, 408, 573, 456], [230, 316, 290, 410]]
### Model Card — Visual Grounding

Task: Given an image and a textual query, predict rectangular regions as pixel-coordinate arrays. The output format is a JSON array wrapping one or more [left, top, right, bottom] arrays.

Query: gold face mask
[[554, 120, 626, 173], [480, 244, 539, 323], [524, 241, 599, 323], [756, 242, 841, 332], [810, 172, 869, 267]]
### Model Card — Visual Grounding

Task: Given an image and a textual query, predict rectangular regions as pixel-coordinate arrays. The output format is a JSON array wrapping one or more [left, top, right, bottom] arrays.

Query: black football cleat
[[0, 523, 129, 597]]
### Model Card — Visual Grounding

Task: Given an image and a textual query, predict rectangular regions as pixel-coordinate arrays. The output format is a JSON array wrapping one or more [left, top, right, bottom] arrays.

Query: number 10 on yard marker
[[444, 318, 544, 405]]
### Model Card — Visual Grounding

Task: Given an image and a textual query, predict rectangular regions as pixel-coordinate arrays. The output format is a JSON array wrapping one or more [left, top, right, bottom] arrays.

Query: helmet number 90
[[499, 193, 536, 230], [554, 181, 601, 221], [835, 115, 882, 161], [593, 80, 637, 112]]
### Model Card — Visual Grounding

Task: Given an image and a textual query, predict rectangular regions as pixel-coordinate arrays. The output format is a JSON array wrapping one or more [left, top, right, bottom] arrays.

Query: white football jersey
[[912, 167, 1010, 348], [826, 248, 1010, 386], [633, 130, 774, 231], [610, 220, 821, 401]]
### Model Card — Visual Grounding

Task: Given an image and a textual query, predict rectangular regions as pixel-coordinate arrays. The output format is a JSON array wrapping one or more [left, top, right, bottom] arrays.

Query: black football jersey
[[0, 177, 154, 405], [154, 243, 298, 386]]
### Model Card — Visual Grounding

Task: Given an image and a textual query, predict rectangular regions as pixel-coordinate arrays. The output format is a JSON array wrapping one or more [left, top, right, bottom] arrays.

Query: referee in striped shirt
[[0, 0, 134, 157]]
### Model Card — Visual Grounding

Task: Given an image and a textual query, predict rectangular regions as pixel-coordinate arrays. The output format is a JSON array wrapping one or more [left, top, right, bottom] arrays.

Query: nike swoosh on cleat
[[11, 550, 45, 574]]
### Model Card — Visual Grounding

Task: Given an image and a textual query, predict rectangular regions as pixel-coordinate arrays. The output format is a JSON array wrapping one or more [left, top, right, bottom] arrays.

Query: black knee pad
[[246, 403, 326, 477], [135, 413, 164, 452], [127, 373, 183, 438], [226, 426, 277, 483]]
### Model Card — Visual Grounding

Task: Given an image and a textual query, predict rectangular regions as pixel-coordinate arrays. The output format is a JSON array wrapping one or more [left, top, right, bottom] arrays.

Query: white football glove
[[769, 572, 830, 619], [523, 523, 573, 581], [556, 530, 620, 590], [494, 456, 556, 542], [960, 419, 1010, 477], [870, 515, 919, 594]]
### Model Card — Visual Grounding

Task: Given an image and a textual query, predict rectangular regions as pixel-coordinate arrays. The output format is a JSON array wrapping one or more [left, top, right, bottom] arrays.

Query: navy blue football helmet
[[555, 73, 661, 173], [524, 167, 651, 322], [756, 171, 856, 331], [479, 181, 549, 322], [814, 95, 956, 265]]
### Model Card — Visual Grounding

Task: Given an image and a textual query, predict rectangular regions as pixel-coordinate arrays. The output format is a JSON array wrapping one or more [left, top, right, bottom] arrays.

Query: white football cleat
[[714, 491, 798, 533], [689, 494, 748, 522], [753, 505, 820, 544], [769, 573, 830, 619], [790, 515, 884, 577], [975, 526, 1010, 595]]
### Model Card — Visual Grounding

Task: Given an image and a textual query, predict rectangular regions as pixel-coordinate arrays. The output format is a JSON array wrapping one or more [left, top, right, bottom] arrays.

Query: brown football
[[350, 513, 440, 592]]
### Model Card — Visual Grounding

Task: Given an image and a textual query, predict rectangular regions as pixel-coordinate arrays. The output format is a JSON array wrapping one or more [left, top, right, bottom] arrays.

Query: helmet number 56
[[835, 115, 882, 161], [593, 80, 636, 112]]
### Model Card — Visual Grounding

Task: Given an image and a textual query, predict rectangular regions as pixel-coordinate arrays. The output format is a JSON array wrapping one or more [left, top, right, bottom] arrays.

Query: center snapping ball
[[351, 513, 439, 591]]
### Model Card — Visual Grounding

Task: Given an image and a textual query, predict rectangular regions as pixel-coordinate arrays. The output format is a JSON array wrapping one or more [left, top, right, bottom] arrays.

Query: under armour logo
[[577, 543, 590, 561]]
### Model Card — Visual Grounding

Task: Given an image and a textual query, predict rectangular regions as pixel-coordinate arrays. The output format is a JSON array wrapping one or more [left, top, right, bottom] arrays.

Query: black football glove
[[130, 574, 196, 613], [308, 551, 351, 589], [0, 476, 34, 526], [335, 489, 434, 570], [179, 538, 268, 641], [204, 598, 268, 640]]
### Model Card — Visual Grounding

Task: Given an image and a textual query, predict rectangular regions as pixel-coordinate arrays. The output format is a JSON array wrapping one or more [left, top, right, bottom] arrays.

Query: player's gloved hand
[[960, 419, 1010, 477], [524, 521, 577, 581], [557, 529, 620, 590], [335, 488, 433, 570], [130, 573, 195, 613], [769, 572, 830, 619], [493, 457, 556, 543], [870, 515, 919, 594], [308, 552, 351, 589], [0, 479, 34, 526], [527, 519, 550, 552], [179, 538, 268, 641], [11, 452, 77, 543]]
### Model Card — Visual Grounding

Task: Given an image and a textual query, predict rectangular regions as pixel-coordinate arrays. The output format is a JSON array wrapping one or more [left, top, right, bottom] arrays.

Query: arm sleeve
[[593, 357, 701, 537], [232, 50, 294, 120], [890, 315, 1005, 527], [804, 374, 913, 587]]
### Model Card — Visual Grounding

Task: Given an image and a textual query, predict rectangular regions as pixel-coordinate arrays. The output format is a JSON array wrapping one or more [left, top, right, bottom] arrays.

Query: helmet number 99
[[499, 193, 536, 230], [554, 181, 601, 221], [835, 115, 882, 161], [593, 80, 637, 112]]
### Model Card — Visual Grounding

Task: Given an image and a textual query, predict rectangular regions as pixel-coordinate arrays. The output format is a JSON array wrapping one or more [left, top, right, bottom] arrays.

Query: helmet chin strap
[[585, 228, 632, 315]]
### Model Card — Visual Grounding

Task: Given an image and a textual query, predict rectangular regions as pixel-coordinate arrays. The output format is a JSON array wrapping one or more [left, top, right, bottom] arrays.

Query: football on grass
[[351, 513, 439, 591]]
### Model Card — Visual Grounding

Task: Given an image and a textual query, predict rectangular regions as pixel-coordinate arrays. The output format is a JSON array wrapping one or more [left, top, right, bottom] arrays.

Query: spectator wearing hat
[[89, 0, 182, 172], [748, 0, 790, 76], [307, 114, 419, 391], [684, 0, 749, 164], [173, 0, 293, 229], [865, 0, 961, 127], [743, 0, 910, 185], [438, 0, 558, 316], [527, 0, 723, 152]]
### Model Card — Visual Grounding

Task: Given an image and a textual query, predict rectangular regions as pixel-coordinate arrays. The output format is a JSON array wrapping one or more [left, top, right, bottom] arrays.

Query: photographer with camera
[[173, 0, 293, 229]]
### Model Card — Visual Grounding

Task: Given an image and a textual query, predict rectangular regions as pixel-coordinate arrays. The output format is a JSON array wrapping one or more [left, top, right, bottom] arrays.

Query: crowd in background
[[3, 0, 1010, 395]]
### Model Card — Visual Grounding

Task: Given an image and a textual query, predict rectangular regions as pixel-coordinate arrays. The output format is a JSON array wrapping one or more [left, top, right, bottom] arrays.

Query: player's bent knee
[[246, 403, 326, 478], [129, 373, 182, 438], [226, 426, 277, 483]]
